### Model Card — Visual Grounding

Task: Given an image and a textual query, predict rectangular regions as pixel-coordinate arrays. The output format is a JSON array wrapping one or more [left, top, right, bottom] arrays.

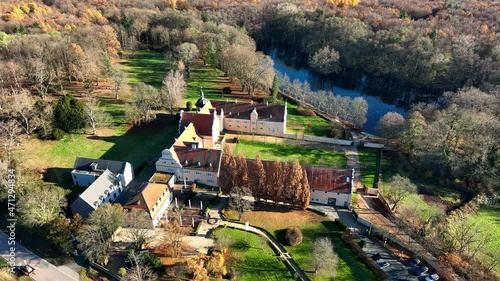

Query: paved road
[[309, 204, 420, 281], [0, 231, 79, 281]]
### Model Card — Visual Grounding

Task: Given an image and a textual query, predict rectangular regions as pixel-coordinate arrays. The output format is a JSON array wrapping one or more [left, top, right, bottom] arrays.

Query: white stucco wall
[[310, 190, 351, 208], [71, 171, 98, 187]]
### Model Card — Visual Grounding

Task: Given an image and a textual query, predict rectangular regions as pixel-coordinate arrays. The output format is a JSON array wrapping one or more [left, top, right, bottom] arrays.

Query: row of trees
[[278, 72, 368, 127], [219, 148, 311, 210]]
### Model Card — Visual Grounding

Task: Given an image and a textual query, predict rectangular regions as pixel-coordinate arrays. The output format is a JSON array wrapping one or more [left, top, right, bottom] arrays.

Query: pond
[[266, 48, 412, 134]]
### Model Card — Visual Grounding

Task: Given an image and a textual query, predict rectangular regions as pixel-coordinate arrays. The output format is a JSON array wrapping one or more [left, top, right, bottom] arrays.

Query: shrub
[[222, 87, 232, 96], [186, 101, 193, 111], [358, 239, 367, 248], [118, 267, 126, 276], [52, 128, 65, 140], [297, 105, 316, 116], [285, 226, 303, 246]]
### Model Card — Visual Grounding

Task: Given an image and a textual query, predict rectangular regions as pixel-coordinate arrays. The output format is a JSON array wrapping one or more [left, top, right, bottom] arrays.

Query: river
[[266, 48, 409, 134]]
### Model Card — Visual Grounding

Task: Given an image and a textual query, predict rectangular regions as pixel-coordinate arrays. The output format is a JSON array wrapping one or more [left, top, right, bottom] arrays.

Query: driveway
[[309, 204, 419, 281], [0, 231, 79, 281]]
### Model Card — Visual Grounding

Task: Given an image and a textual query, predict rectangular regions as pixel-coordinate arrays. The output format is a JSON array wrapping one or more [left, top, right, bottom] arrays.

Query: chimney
[[235, 99, 238, 103]]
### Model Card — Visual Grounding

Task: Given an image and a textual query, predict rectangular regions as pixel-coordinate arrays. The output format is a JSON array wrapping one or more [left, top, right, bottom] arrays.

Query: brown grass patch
[[241, 203, 323, 231]]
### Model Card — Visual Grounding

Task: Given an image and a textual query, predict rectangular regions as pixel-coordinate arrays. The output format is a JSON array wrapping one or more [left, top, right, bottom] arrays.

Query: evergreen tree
[[288, 160, 304, 206], [53, 95, 86, 133], [219, 146, 236, 194], [271, 74, 279, 100], [299, 168, 311, 209]]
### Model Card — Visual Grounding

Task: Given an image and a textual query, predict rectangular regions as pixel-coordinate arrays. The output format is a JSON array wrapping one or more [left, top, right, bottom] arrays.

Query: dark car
[[408, 258, 420, 267], [415, 265, 429, 275], [371, 253, 382, 262], [18, 264, 35, 276]]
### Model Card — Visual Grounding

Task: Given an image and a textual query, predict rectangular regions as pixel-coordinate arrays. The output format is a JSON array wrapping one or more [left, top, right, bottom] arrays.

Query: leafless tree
[[160, 70, 186, 113], [312, 237, 338, 277], [0, 119, 22, 154], [17, 184, 67, 227], [127, 83, 159, 125], [125, 209, 153, 250], [83, 93, 112, 135], [29, 59, 51, 100], [110, 67, 127, 100], [123, 251, 158, 281], [309, 46, 341, 75], [161, 221, 186, 258], [377, 112, 406, 139], [10, 90, 38, 138], [176, 43, 199, 68]]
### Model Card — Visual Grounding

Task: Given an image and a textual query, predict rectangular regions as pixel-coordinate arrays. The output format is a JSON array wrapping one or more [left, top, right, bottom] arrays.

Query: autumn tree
[[234, 154, 249, 188], [83, 93, 112, 135], [312, 237, 338, 277], [298, 168, 311, 209], [160, 70, 186, 113], [109, 67, 127, 100], [186, 254, 210, 281], [382, 175, 417, 211], [77, 203, 125, 260], [248, 154, 266, 200], [377, 112, 406, 139], [266, 160, 283, 202], [309, 46, 341, 75], [285, 160, 304, 205], [161, 221, 186, 258], [125, 209, 154, 250], [127, 83, 159, 125], [219, 146, 236, 194], [176, 43, 199, 69], [401, 111, 426, 159], [17, 183, 67, 227]]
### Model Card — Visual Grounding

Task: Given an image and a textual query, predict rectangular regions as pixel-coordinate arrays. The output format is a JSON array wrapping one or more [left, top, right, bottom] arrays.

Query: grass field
[[357, 148, 396, 188], [122, 49, 173, 88], [233, 139, 348, 167], [213, 227, 293, 281], [469, 205, 500, 275], [285, 103, 331, 137], [185, 62, 227, 104], [241, 205, 377, 281]]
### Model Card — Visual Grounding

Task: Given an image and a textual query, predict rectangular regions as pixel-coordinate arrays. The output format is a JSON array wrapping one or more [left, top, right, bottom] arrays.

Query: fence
[[303, 135, 353, 146]]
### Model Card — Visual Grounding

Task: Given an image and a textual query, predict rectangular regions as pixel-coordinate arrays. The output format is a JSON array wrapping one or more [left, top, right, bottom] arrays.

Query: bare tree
[[350, 97, 368, 127], [377, 112, 406, 139], [124, 250, 158, 281], [0, 119, 22, 155], [312, 237, 338, 277], [127, 83, 159, 125], [10, 90, 38, 138], [17, 183, 67, 227], [29, 59, 51, 100], [161, 221, 185, 258], [125, 209, 153, 250], [176, 43, 199, 68], [228, 186, 253, 220], [110, 67, 127, 100], [83, 93, 112, 135], [160, 70, 186, 113], [382, 175, 417, 211], [309, 46, 341, 75]]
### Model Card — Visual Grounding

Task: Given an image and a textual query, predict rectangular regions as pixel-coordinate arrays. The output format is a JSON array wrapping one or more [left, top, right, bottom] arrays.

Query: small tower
[[195, 87, 207, 112], [250, 108, 258, 134]]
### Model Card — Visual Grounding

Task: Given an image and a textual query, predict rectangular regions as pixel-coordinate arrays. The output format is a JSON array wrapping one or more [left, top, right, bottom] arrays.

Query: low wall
[[283, 133, 298, 140], [362, 142, 384, 149], [365, 188, 379, 196], [303, 135, 353, 146]]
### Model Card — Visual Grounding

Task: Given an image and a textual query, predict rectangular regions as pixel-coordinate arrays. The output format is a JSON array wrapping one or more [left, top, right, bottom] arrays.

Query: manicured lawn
[[122, 49, 173, 88], [241, 205, 377, 281], [233, 139, 348, 167], [213, 227, 292, 281], [358, 148, 395, 188], [185, 61, 227, 105], [285, 103, 331, 137]]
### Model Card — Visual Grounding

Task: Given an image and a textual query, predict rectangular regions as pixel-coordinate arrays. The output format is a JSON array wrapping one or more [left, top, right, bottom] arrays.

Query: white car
[[425, 273, 439, 281]]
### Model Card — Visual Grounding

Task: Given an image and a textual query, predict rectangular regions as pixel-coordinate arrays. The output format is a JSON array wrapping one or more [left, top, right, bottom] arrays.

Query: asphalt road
[[0, 231, 79, 281]]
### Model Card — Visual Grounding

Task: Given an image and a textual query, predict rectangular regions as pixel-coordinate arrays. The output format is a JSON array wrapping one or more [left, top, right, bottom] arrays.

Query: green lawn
[[285, 103, 331, 137], [185, 62, 226, 105], [358, 148, 395, 188], [241, 208, 377, 281], [122, 49, 174, 88], [213, 228, 293, 281], [469, 205, 500, 275], [233, 139, 348, 167]]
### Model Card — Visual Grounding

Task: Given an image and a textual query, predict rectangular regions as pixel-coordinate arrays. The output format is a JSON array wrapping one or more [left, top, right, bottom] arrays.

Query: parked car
[[425, 274, 440, 281], [18, 264, 35, 276], [408, 258, 420, 267], [371, 253, 382, 262], [415, 266, 429, 275], [378, 262, 390, 269]]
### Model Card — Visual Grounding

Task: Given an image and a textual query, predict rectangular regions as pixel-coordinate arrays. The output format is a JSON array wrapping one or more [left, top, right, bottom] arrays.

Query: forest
[[0, 0, 498, 280]]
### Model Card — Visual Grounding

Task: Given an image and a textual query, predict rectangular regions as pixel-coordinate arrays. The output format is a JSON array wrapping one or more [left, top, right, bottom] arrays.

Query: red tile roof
[[180, 112, 214, 136], [210, 100, 285, 122]]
